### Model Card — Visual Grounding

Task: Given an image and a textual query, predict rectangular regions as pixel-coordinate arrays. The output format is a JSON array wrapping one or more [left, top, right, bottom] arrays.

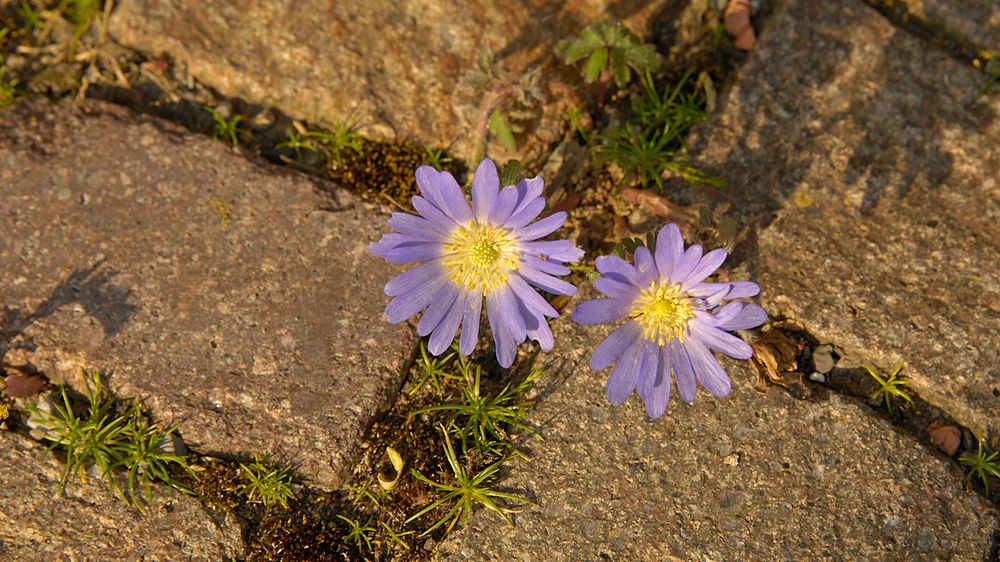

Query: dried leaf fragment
[[749, 324, 805, 392]]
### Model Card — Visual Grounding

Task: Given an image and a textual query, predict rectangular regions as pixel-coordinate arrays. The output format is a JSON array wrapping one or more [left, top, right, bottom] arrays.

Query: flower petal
[[385, 275, 450, 324], [522, 306, 555, 351], [605, 339, 644, 404], [508, 273, 559, 318], [512, 177, 544, 213], [412, 195, 460, 230], [516, 212, 568, 242], [590, 321, 641, 371], [428, 290, 467, 355], [690, 315, 753, 359], [379, 241, 443, 264], [488, 185, 520, 225], [471, 158, 499, 221], [670, 245, 703, 285], [594, 255, 644, 288], [495, 285, 527, 343], [726, 281, 761, 299], [655, 223, 685, 279], [593, 275, 641, 301], [571, 298, 630, 324], [417, 283, 460, 337], [415, 166, 473, 224], [681, 248, 728, 290], [521, 240, 584, 264], [518, 264, 578, 296], [644, 346, 672, 419], [684, 338, 733, 398], [637, 341, 659, 399], [712, 302, 768, 331], [458, 291, 482, 356], [384, 259, 445, 296], [521, 254, 571, 277], [486, 292, 517, 368], [669, 340, 697, 403], [506, 197, 546, 230], [633, 246, 658, 287], [388, 212, 449, 238]]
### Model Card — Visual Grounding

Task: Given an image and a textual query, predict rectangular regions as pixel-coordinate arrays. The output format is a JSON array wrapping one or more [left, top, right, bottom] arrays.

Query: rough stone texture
[[0, 98, 412, 487], [107, 0, 671, 161], [439, 313, 998, 560], [905, 0, 1000, 50], [0, 432, 243, 560], [684, 0, 1000, 438]]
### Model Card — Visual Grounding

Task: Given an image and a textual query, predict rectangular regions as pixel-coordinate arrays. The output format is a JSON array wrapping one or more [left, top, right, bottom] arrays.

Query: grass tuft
[[959, 436, 1000, 493], [865, 361, 913, 414], [238, 454, 296, 508]]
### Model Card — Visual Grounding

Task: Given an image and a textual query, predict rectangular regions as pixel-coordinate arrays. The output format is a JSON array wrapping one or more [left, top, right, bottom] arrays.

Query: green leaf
[[610, 52, 630, 87], [498, 159, 523, 187], [488, 110, 517, 152], [583, 48, 609, 83], [621, 44, 663, 73]]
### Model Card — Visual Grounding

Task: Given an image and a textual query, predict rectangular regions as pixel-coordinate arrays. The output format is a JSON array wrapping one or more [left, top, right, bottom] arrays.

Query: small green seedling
[[959, 436, 1000, 492], [61, 0, 100, 60], [27, 369, 194, 507], [612, 228, 659, 259], [379, 521, 414, 554], [204, 106, 251, 147], [18, 0, 48, 34], [416, 365, 540, 455], [555, 21, 662, 89], [276, 126, 319, 161], [306, 119, 363, 169], [408, 341, 459, 396], [406, 425, 532, 535], [0, 67, 17, 109], [865, 361, 913, 413], [422, 146, 453, 171], [238, 455, 296, 508], [337, 514, 376, 553]]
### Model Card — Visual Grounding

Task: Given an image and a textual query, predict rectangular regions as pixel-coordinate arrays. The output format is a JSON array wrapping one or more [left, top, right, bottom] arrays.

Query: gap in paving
[[765, 320, 1000, 511]]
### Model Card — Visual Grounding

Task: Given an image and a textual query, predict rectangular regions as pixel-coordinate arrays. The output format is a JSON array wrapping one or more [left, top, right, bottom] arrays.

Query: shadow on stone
[[1, 259, 136, 361]]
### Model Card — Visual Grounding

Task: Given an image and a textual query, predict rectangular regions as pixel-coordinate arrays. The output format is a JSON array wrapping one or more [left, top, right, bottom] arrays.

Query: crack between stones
[[767, 321, 1000, 518], [858, 0, 987, 64]]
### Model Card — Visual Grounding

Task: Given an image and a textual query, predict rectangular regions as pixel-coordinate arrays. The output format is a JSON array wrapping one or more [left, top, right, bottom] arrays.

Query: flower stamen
[[630, 283, 695, 345], [443, 222, 520, 294]]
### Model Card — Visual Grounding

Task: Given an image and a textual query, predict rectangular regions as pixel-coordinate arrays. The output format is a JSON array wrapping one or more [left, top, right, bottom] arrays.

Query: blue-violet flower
[[572, 224, 767, 418], [370, 158, 583, 368]]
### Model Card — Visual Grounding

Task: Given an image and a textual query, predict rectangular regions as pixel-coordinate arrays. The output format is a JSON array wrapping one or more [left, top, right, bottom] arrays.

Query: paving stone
[[438, 313, 998, 560], [107, 0, 671, 161], [0, 98, 412, 487], [0, 431, 243, 560], [905, 0, 1000, 50], [683, 0, 1000, 438]]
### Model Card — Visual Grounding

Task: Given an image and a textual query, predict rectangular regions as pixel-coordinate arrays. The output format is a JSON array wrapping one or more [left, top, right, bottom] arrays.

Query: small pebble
[[809, 372, 826, 383]]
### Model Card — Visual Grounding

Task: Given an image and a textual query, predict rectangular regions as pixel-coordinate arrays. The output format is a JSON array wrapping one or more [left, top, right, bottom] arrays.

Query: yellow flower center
[[442, 222, 520, 294], [630, 283, 695, 345]]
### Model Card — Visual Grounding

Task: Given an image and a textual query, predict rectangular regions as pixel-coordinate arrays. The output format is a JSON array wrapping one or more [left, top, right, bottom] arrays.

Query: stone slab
[[438, 313, 998, 560], [107, 0, 670, 161], [0, 432, 243, 560], [0, 98, 412, 487], [684, 0, 1000, 438]]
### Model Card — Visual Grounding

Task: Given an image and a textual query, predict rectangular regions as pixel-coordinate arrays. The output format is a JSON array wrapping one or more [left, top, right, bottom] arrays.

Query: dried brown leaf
[[3, 373, 47, 399], [749, 327, 804, 392]]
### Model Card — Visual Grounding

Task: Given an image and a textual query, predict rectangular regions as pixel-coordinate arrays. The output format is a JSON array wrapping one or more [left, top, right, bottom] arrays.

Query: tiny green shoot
[[865, 361, 913, 413], [422, 146, 453, 171], [409, 341, 459, 396], [276, 126, 319, 161], [0, 66, 17, 109], [306, 119, 363, 169], [60, 0, 100, 60], [238, 455, 296, 508], [18, 0, 48, 34], [204, 106, 251, 147], [337, 514, 376, 553], [379, 521, 413, 553], [406, 425, 532, 535], [959, 436, 1000, 492]]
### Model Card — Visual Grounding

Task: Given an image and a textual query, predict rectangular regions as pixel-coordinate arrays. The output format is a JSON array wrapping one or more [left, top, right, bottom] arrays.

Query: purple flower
[[572, 224, 767, 418], [371, 158, 583, 368]]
